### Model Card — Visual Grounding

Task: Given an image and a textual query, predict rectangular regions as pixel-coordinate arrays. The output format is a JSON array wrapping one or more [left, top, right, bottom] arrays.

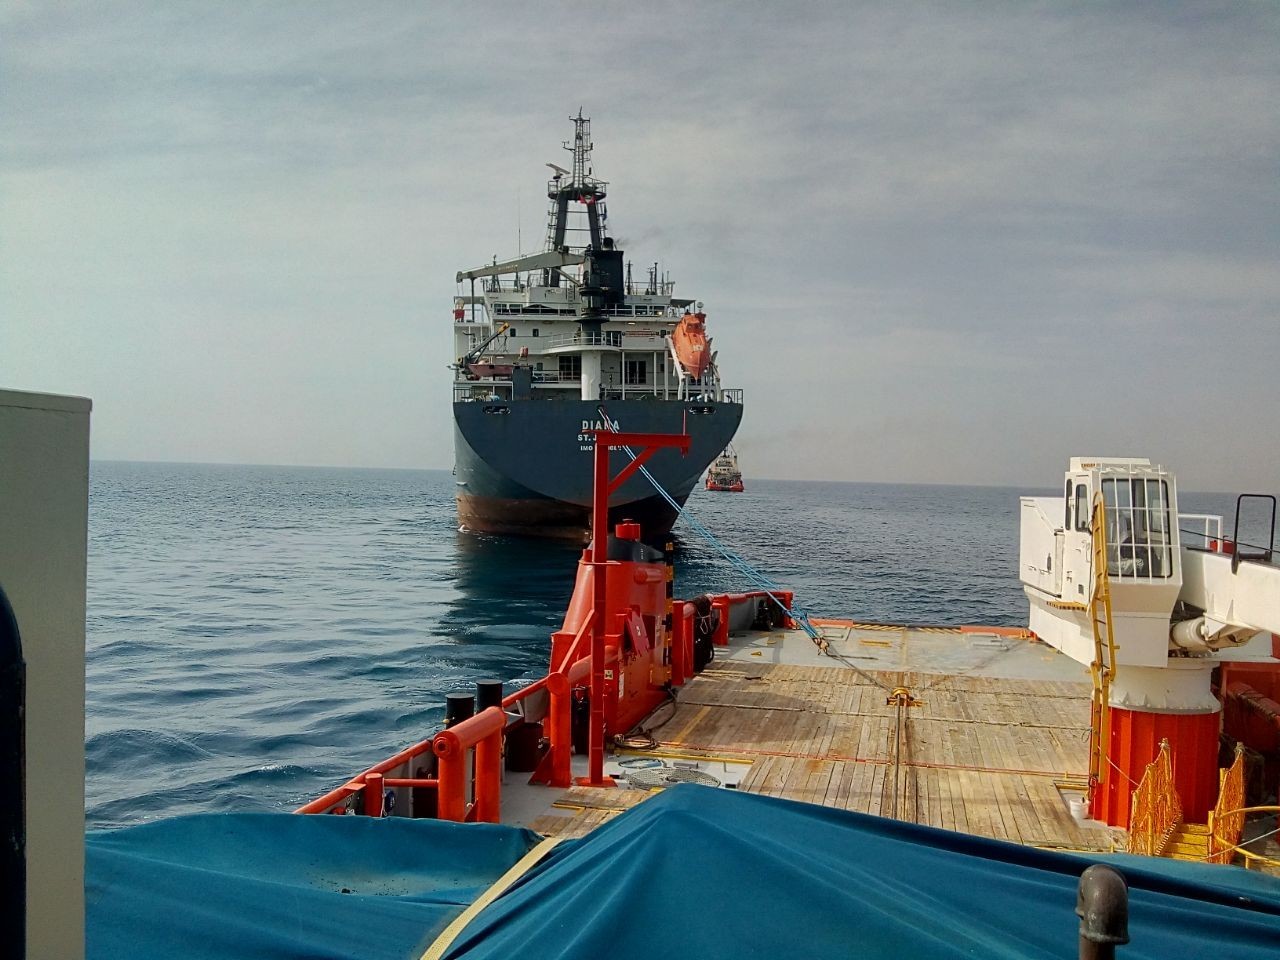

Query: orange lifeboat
[[672, 312, 712, 380]]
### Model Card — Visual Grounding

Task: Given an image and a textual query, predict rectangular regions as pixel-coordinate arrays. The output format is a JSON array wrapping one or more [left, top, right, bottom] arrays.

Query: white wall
[[0, 389, 90, 960]]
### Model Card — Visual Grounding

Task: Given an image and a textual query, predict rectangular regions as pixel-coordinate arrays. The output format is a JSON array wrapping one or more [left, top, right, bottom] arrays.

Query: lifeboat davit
[[672, 312, 712, 380]]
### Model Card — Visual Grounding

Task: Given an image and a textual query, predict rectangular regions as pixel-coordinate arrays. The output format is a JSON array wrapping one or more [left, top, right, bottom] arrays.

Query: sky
[[3, 2, 1278, 491]]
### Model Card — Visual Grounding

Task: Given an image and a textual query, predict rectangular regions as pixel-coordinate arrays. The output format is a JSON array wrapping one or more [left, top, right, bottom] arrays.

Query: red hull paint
[[705, 480, 744, 492], [1092, 706, 1220, 827]]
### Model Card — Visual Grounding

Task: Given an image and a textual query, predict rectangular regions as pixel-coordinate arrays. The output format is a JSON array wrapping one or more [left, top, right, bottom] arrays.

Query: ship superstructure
[[451, 114, 742, 539]]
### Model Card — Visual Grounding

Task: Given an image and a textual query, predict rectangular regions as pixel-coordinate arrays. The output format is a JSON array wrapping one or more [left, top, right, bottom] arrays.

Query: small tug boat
[[705, 445, 744, 492]]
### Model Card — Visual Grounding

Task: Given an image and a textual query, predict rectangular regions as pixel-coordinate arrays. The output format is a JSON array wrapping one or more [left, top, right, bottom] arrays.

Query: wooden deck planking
[[647, 659, 1108, 851]]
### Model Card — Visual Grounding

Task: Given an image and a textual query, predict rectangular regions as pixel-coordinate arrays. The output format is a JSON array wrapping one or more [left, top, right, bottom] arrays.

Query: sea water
[[85, 461, 1240, 828]]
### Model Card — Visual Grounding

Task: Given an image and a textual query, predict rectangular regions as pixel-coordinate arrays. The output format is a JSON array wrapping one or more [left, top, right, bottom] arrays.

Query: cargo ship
[[451, 114, 743, 540], [705, 445, 744, 491]]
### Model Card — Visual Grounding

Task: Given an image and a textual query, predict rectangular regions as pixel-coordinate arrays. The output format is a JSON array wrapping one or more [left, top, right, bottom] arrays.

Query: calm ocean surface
[[85, 462, 1240, 828]]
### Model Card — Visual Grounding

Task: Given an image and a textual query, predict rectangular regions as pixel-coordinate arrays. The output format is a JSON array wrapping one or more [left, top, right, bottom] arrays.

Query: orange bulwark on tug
[[299, 445, 1280, 876]]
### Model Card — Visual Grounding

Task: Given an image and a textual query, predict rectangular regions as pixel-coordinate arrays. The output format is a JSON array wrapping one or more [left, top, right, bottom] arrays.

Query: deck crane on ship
[[1020, 458, 1280, 828]]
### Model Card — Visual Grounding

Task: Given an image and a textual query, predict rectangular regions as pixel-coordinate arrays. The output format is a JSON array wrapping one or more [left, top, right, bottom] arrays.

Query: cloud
[[2, 2, 1278, 491]]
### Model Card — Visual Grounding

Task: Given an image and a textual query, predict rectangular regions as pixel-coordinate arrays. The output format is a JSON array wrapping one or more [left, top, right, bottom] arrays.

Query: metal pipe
[[1076, 864, 1129, 960]]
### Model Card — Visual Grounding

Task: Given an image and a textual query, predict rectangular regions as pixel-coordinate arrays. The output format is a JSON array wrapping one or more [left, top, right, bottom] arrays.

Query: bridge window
[[558, 356, 581, 380], [1065, 480, 1073, 530], [624, 359, 648, 385]]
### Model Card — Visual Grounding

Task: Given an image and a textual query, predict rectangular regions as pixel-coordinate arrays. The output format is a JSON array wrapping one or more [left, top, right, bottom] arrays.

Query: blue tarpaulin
[[87, 784, 1280, 959], [447, 785, 1280, 960], [86, 812, 540, 960]]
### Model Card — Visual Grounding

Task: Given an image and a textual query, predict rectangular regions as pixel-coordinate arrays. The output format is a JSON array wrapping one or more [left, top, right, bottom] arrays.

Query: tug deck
[[520, 620, 1116, 852]]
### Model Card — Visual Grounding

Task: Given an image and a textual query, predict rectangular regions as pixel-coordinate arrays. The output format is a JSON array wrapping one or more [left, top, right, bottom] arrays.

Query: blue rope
[[599, 416, 821, 641]]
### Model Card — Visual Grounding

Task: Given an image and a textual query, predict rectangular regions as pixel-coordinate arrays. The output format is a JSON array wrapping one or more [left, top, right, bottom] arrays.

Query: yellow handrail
[[1127, 739, 1182, 856], [1208, 745, 1247, 864], [1087, 493, 1117, 799], [1202, 805, 1280, 868]]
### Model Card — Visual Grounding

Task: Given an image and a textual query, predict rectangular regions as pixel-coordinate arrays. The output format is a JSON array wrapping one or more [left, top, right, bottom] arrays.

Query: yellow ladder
[[1087, 493, 1117, 796]]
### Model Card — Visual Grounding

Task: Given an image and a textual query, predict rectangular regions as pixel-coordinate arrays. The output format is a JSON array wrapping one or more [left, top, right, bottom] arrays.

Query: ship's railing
[[454, 384, 511, 402], [293, 705, 507, 822], [453, 379, 743, 404], [295, 585, 795, 823], [1208, 744, 1247, 863], [1126, 739, 1182, 856], [294, 735, 440, 817], [1179, 513, 1223, 552], [540, 331, 623, 349]]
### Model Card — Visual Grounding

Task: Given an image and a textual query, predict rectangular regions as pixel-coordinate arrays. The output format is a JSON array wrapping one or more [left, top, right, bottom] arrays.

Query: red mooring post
[[582, 429, 690, 786]]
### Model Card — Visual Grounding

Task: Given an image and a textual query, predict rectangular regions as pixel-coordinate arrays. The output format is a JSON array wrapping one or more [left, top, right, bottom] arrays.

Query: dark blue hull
[[453, 397, 742, 539]]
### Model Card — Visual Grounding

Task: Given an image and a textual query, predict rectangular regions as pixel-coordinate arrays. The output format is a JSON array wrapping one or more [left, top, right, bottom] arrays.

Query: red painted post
[[777, 590, 795, 627], [474, 729, 502, 823], [680, 602, 695, 682], [588, 440, 610, 786], [363, 771, 384, 817], [546, 672, 572, 787], [712, 596, 731, 646], [433, 730, 467, 821], [670, 601, 688, 686]]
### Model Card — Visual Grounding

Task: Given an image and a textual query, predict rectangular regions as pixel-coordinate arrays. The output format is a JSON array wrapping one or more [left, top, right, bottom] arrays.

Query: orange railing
[[1208, 744, 1247, 864], [1126, 739, 1182, 856], [433, 707, 506, 822], [296, 735, 440, 816], [297, 586, 783, 821]]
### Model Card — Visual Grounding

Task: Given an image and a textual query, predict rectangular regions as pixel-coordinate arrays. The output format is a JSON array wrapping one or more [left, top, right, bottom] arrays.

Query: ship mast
[[542, 111, 609, 285]]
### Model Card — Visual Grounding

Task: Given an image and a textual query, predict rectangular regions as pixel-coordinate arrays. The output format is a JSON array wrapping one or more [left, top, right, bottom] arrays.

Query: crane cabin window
[[1101, 477, 1173, 578], [1075, 484, 1090, 532]]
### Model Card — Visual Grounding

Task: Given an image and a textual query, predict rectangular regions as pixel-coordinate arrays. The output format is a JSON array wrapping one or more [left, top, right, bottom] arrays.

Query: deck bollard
[[445, 692, 475, 727], [476, 679, 504, 712]]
